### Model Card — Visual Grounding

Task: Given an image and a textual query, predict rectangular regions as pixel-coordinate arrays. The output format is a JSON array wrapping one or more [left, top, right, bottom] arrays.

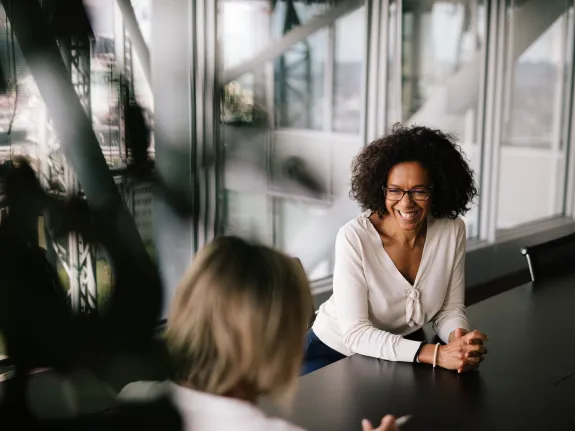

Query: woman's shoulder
[[430, 216, 466, 236], [337, 211, 372, 240]]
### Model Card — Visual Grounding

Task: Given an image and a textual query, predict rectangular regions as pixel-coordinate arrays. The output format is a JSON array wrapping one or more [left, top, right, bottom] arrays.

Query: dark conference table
[[285, 275, 575, 431]]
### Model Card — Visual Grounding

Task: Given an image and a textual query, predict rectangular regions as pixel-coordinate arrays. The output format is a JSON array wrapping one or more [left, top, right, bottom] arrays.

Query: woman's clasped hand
[[440, 328, 488, 373]]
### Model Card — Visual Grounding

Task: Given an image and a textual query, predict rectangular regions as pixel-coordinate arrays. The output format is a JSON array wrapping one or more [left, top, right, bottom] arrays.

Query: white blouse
[[312, 211, 470, 363], [119, 381, 305, 431]]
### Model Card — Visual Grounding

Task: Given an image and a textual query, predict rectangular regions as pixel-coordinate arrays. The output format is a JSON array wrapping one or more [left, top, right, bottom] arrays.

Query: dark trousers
[[301, 329, 346, 376]]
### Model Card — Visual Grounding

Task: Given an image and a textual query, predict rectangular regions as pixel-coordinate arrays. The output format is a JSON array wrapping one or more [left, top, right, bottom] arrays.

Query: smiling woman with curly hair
[[302, 124, 489, 376]]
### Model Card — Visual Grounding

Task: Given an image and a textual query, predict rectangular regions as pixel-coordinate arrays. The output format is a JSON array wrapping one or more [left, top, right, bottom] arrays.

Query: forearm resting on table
[[341, 322, 423, 362]]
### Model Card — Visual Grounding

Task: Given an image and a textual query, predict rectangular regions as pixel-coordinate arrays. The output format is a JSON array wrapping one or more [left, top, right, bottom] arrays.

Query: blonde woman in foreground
[[121, 236, 396, 431]]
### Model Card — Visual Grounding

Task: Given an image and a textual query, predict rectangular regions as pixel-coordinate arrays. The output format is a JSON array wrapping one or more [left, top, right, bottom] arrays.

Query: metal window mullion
[[265, 4, 276, 246], [480, 0, 506, 242], [203, 0, 219, 243], [473, 0, 489, 239], [393, 0, 403, 127], [189, 0, 201, 254], [489, 0, 510, 240], [363, 0, 381, 144], [358, 0, 370, 142], [552, 12, 569, 154], [554, 4, 574, 217], [563, 5, 575, 217], [266, 70, 276, 247], [376, 0, 390, 138], [325, 23, 335, 132], [194, 0, 206, 249], [549, 9, 569, 215]]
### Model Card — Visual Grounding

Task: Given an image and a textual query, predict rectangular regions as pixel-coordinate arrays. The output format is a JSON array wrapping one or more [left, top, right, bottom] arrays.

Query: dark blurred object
[[0, 396, 182, 430], [0, 63, 8, 94], [0, 156, 169, 427], [31, 397, 182, 431], [42, 0, 94, 39], [121, 78, 151, 174], [117, 76, 195, 218], [0, 0, 174, 426], [283, 156, 324, 196]]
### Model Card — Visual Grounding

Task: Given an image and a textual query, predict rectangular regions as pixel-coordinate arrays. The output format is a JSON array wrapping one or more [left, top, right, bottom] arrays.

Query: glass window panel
[[86, 0, 121, 166], [496, 2, 571, 231], [272, 1, 330, 37], [275, 29, 328, 130], [503, 13, 566, 148], [401, 0, 486, 238], [130, 0, 151, 46], [333, 6, 366, 134], [223, 76, 255, 125], [224, 190, 272, 244], [0, 2, 121, 317], [0, 12, 41, 162], [271, 0, 328, 130], [223, 1, 270, 70], [221, 2, 273, 254], [221, 2, 268, 124], [276, 199, 333, 280], [87, 0, 155, 256]]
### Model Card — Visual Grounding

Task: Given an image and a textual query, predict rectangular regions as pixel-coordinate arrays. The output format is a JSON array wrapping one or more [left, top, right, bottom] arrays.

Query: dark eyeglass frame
[[382, 185, 433, 202]]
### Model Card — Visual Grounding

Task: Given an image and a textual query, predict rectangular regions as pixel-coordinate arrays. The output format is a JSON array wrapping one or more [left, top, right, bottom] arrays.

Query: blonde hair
[[165, 236, 313, 406]]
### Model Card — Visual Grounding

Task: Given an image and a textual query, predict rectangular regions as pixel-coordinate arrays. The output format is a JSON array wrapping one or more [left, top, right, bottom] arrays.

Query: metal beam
[[1, 0, 155, 282], [115, 0, 151, 85], [223, 0, 364, 83]]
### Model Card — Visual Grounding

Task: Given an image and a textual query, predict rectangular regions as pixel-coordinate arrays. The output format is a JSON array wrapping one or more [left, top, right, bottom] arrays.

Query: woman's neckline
[[362, 211, 435, 287]]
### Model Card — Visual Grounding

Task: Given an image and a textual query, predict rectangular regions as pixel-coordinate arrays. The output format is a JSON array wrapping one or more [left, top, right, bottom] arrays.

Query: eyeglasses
[[383, 186, 433, 202]]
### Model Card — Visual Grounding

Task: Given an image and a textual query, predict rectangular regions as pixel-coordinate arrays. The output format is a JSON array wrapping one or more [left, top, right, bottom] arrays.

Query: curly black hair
[[350, 124, 478, 219]]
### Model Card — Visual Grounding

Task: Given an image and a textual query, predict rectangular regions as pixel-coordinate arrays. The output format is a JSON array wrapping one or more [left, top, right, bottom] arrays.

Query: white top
[[312, 211, 470, 363], [119, 381, 305, 431]]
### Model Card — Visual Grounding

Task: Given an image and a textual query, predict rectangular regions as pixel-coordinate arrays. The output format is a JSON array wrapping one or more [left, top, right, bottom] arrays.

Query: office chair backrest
[[521, 232, 575, 282]]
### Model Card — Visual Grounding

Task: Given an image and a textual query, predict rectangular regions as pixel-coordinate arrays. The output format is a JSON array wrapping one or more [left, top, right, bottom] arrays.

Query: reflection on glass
[[225, 190, 272, 244], [276, 199, 333, 279], [496, 2, 571, 231], [503, 9, 566, 148], [222, 1, 270, 70], [272, 1, 329, 35], [402, 0, 486, 238], [130, 0, 151, 46], [273, 1, 328, 130], [275, 29, 328, 130], [221, 2, 267, 123], [333, 7, 365, 134], [0, 11, 41, 163], [222, 79, 254, 125]]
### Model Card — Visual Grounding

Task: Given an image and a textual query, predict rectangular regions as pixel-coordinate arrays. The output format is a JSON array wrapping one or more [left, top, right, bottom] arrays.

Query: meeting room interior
[[0, 0, 574, 430]]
